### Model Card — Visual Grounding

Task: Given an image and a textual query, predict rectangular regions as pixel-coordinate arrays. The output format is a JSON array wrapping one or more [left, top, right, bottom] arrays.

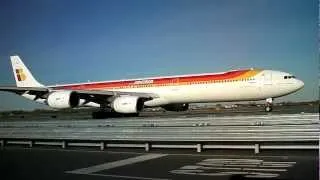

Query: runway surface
[[0, 105, 318, 180], [0, 103, 318, 121], [0, 147, 318, 180]]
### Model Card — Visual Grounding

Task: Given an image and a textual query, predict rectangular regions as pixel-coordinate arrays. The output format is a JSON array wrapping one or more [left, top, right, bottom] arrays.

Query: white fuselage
[[92, 70, 303, 107]]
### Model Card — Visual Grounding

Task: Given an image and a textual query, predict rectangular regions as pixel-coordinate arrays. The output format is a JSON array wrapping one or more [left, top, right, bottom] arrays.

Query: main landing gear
[[265, 98, 273, 112], [91, 109, 139, 119]]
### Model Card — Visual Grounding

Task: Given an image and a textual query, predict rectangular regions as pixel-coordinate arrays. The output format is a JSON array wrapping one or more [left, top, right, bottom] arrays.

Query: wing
[[0, 86, 158, 105], [74, 90, 158, 105], [0, 86, 48, 93], [0, 86, 49, 98]]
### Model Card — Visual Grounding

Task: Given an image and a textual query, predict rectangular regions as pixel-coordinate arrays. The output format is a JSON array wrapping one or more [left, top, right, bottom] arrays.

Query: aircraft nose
[[296, 79, 304, 90]]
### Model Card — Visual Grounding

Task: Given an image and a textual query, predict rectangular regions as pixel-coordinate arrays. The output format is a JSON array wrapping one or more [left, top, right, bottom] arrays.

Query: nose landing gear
[[265, 98, 273, 112]]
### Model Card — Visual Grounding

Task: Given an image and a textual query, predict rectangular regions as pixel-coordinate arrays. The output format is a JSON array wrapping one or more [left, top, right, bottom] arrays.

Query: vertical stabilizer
[[10, 55, 44, 87]]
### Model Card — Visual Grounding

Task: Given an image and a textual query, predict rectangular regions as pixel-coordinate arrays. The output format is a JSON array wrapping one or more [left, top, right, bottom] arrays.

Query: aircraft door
[[263, 71, 272, 85], [258, 71, 273, 96]]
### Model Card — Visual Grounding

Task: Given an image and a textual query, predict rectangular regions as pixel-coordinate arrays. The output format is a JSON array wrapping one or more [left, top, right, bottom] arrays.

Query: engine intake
[[47, 91, 80, 109], [111, 96, 144, 113]]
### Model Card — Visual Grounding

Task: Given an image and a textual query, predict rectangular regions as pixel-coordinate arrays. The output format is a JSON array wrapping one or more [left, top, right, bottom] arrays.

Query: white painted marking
[[200, 167, 242, 171], [201, 171, 249, 176], [171, 169, 279, 178], [89, 173, 171, 180], [67, 153, 167, 174], [180, 165, 202, 170], [246, 173, 279, 178], [243, 168, 287, 172], [170, 169, 204, 175], [171, 158, 296, 178]]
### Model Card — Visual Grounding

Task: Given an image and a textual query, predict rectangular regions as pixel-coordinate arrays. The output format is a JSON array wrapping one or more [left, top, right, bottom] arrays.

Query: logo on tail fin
[[15, 69, 26, 81]]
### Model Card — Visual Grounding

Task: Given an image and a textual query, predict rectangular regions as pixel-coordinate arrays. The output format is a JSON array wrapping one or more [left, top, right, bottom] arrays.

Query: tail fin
[[10, 55, 44, 87]]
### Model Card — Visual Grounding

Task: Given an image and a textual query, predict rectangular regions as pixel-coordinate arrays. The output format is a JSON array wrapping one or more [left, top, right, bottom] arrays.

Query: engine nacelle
[[47, 91, 80, 109], [162, 103, 189, 111], [111, 96, 144, 113]]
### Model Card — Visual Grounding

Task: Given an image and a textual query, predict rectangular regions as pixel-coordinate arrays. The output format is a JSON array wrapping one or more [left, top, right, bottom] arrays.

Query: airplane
[[0, 55, 304, 118]]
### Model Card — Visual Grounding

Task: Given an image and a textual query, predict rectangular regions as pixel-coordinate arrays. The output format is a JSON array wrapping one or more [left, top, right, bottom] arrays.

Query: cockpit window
[[284, 75, 296, 79]]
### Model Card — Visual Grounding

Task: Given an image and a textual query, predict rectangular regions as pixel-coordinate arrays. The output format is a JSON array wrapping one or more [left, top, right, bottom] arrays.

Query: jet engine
[[162, 103, 189, 111], [111, 96, 144, 113], [47, 91, 80, 109]]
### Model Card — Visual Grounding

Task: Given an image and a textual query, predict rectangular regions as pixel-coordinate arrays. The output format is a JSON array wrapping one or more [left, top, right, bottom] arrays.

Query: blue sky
[[0, 0, 318, 110]]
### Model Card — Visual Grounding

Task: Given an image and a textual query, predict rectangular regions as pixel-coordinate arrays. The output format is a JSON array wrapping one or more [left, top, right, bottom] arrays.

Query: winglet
[[10, 55, 44, 87]]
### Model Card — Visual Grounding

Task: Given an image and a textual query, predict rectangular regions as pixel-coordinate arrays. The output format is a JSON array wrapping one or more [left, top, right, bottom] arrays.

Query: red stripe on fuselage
[[53, 69, 250, 90]]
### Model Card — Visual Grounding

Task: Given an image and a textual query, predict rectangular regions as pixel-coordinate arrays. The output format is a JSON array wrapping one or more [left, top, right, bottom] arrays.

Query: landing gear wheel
[[265, 98, 273, 112], [92, 111, 140, 119], [265, 105, 272, 112], [92, 111, 109, 119]]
